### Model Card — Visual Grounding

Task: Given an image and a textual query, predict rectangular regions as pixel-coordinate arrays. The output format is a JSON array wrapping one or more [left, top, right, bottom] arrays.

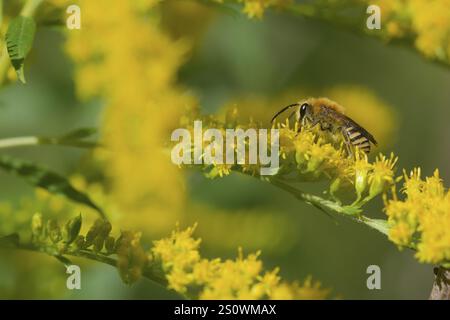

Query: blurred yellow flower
[[242, 0, 267, 19], [323, 86, 397, 149], [372, 0, 450, 63], [60, 0, 197, 235], [188, 203, 298, 253]]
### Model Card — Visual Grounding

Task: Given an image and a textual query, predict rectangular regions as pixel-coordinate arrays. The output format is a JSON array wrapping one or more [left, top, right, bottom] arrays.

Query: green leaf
[[0, 233, 20, 247], [0, 156, 107, 219], [54, 255, 72, 267], [59, 128, 98, 141], [5, 16, 37, 83], [39, 127, 100, 148], [63, 214, 82, 244], [363, 218, 389, 236]]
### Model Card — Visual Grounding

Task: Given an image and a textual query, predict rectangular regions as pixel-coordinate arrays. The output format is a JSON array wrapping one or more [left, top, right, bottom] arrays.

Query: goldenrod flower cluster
[[183, 106, 398, 209], [385, 169, 450, 265], [5, 211, 331, 299], [277, 125, 397, 207], [187, 110, 450, 266], [152, 224, 330, 299], [27, 213, 150, 285], [50, 0, 197, 234], [213, 0, 450, 64], [371, 0, 450, 64]]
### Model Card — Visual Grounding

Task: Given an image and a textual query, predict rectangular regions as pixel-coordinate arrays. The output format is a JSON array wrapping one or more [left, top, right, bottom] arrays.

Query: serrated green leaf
[[0, 156, 106, 219], [5, 16, 37, 83], [63, 214, 82, 244]]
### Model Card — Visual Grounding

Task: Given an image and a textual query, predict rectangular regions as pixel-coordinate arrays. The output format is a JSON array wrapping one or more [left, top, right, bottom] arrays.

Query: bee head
[[271, 100, 314, 125]]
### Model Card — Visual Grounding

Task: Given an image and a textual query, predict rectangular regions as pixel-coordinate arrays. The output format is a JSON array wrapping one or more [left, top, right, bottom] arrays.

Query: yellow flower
[[61, 0, 196, 234], [236, 0, 292, 19], [152, 225, 331, 299], [242, 1, 266, 19], [269, 277, 330, 300], [353, 152, 372, 202], [31, 212, 43, 237], [116, 231, 148, 284], [388, 220, 415, 247], [191, 101, 398, 209], [368, 153, 398, 199], [385, 168, 450, 264], [371, 0, 450, 64]]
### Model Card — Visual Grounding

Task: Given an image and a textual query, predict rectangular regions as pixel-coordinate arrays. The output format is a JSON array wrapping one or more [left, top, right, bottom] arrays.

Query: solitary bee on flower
[[271, 97, 377, 155]]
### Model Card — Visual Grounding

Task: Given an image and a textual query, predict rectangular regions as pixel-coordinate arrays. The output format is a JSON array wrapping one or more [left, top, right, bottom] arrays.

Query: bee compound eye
[[300, 103, 308, 118]]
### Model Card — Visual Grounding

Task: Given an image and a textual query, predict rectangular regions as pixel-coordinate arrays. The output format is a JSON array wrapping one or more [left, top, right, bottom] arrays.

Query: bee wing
[[342, 114, 378, 146]]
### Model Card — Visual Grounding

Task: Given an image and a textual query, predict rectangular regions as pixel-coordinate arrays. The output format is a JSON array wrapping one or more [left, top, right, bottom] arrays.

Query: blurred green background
[[1, 1, 449, 299]]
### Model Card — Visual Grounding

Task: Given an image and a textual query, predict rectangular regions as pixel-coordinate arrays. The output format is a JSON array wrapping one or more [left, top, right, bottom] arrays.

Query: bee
[[271, 97, 377, 155]]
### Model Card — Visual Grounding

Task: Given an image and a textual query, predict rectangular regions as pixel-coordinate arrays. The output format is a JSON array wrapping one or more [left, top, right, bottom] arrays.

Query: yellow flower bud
[[116, 231, 147, 284], [353, 153, 371, 201], [329, 178, 341, 198], [62, 214, 82, 244], [105, 236, 115, 254], [46, 219, 61, 244], [74, 235, 85, 249], [31, 213, 43, 237], [93, 236, 104, 252], [85, 219, 105, 247]]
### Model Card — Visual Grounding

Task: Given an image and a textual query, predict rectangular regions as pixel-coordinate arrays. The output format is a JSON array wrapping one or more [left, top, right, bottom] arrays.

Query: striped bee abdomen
[[345, 126, 372, 153]]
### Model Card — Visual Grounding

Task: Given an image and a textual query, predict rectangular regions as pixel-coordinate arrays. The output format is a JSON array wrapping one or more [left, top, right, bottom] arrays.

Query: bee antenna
[[271, 103, 299, 123]]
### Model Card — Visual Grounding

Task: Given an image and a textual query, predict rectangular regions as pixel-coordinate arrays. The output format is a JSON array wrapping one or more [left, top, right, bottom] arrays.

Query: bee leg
[[308, 119, 320, 131], [320, 122, 332, 131], [287, 110, 298, 130], [341, 128, 354, 158]]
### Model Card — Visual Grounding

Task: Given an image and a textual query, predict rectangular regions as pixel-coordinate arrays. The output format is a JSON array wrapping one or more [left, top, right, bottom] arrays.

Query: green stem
[[0, 136, 39, 149], [0, 39, 9, 86], [233, 169, 392, 238], [10, 241, 172, 291], [75, 250, 168, 286], [262, 175, 420, 250], [20, 0, 44, 18], [0, 0, 3, 29], [0, 135, 99, 150], [269, 177, 362, 216]]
